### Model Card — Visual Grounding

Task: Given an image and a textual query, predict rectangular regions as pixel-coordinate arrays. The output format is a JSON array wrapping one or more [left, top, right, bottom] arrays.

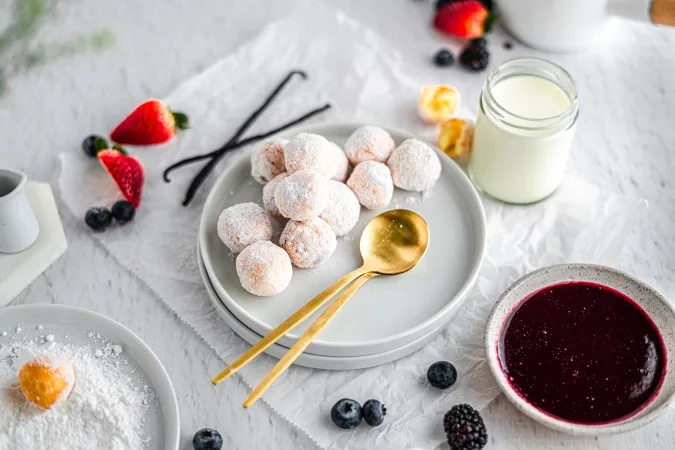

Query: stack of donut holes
[[218, 126, 442, 296]]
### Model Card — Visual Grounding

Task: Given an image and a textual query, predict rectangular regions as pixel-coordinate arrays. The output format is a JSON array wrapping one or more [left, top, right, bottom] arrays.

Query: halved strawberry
[[98, 149, 144, 208], [433, 1, 495, 39], [110, 99, 188, 146]]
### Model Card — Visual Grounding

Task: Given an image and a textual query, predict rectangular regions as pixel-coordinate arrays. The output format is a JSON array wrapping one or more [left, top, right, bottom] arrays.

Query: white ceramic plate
[[0, 305, 180, 449], [485, 264, 675, 436], [198, 244, 451, 370], [200, 122, 486, 357]]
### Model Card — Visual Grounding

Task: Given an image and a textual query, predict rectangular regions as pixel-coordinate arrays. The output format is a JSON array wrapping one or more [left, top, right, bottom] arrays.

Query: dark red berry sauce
[[500, 281, 666, 424]]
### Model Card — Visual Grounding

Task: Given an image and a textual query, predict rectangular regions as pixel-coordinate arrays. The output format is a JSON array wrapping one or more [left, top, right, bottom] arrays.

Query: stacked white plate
[[198, 123, 486, 370]]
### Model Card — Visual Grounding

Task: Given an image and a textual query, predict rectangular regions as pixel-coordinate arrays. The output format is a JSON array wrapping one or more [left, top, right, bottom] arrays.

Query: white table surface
[[3, 1, 675, 449]]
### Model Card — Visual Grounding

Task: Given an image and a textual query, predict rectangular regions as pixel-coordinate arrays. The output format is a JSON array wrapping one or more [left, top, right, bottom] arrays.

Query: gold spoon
[[211, 209, 430, 395]]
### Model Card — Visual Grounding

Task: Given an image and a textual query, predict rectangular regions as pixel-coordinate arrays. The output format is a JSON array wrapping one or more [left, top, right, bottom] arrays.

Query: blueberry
[[433, 49, 455, 67], [192, 428, 223, 450], [331, 398, 362, 429], [82, 135, 108, 157], [470, 37, 488, 49], [111, 200, 136, 224], [85, 207, 113, 231], [427, 361, 457, 389], [362, 399, 387, 426]]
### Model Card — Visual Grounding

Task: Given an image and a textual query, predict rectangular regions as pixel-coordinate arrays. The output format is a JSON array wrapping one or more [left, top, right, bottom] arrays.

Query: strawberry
[[98, 148, 144, 208], [433, 1, 495, 39], [110, 99, 189, 146]]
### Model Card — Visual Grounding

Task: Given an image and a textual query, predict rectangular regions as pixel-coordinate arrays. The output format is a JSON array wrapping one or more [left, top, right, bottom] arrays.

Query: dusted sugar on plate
[[0, 336, 154, 450], [236, 241, 293, 296], [344, 125, 395, 166], [274, 170, 329, 221], [320, 181, 360, 237], [280, 217, 337, 268], [387, 139, 441, 192], [217, 202, 274, 253], [251, 138, 288, 184], [347, 161, 394, 210], [284, 133, 335, 178]]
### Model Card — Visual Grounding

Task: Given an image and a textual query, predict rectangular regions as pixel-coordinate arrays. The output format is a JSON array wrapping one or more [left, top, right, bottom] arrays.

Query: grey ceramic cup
[[0, 169, 40, 253]]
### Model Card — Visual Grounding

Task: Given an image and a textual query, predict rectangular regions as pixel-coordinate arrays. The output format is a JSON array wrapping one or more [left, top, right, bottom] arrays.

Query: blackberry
[[443, 404, 488, 450], [362, 399, 387, 426], [111, 200, 136, 224], [470, 37, 487, 49], [427, 361, 457, 389], [459, 45, 489, 72], [433, 49, 455, 67], [85, 207, 113, 231]]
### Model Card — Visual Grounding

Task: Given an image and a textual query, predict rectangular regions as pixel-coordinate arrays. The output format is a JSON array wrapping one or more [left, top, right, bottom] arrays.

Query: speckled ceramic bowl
[[485, 263, 675, 436]]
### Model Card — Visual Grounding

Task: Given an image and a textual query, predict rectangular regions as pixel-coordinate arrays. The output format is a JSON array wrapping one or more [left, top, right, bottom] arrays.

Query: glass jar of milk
[[468, 58, 579, 204]]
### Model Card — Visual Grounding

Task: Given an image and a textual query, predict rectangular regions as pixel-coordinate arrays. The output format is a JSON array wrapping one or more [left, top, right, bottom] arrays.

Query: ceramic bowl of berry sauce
[[485, 263, 675, 436]]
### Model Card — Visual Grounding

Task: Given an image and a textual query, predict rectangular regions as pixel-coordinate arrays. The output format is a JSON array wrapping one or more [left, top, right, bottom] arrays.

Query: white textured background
[[3, 1, 675, 449]]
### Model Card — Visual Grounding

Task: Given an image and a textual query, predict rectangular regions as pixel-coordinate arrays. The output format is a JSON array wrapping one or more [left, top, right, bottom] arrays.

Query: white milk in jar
[[468, 58, 579, 204]]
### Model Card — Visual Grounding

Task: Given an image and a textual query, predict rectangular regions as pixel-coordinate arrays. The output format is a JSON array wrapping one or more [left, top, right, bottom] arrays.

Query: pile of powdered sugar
[[0, 330, 154, 449]]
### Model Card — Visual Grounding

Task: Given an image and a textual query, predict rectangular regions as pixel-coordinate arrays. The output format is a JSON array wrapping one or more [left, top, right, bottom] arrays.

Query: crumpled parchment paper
[[59, 3, 648, 449]]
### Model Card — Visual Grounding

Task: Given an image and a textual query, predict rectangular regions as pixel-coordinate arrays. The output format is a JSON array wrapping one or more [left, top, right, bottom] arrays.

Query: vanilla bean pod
[[181, 103, 331, 206], [163, 70, 307, 183], [161, 69, 332, 206]]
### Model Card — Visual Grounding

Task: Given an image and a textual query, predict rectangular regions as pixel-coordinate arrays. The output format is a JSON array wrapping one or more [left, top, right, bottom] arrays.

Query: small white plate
[[0, 305, 180, 449], [198, 243, 451, 370], [199, 122, 486, 357], [0, 182, 68, 306], [485, 264, 675, 436]]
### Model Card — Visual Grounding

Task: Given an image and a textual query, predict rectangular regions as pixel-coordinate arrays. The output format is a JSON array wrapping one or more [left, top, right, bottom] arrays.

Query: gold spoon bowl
[[359, 209, 430, 274]]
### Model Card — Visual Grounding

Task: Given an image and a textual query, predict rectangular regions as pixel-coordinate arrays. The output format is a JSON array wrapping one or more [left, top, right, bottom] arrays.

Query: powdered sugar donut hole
[[320, 181, 360, 236], [284, 133, 335, 178], [217, 202, 274, 253], [251, 138, 288, 184], [347, 161, 394, 210], [344, 125, 395, 165], [387, 139, 442, 192], [18, 356, 75, 409], [280, 217, 337, 268], [274, 170, 329, 221], [262, 172, 289, 223], [327, 141, 349, 182], [236, 241, 293, 296]]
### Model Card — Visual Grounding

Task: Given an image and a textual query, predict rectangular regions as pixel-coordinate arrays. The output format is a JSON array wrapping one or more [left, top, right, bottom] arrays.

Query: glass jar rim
[[482, 58, 579, 133]]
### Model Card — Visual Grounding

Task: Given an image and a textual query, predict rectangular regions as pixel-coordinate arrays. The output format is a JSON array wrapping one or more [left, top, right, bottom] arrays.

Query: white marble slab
[[0, 182, 67, 306]]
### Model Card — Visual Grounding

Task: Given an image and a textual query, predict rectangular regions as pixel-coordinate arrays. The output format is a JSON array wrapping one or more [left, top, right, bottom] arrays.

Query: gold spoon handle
[[212, 266, 369, 385], [243, 272, 379, 408]]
